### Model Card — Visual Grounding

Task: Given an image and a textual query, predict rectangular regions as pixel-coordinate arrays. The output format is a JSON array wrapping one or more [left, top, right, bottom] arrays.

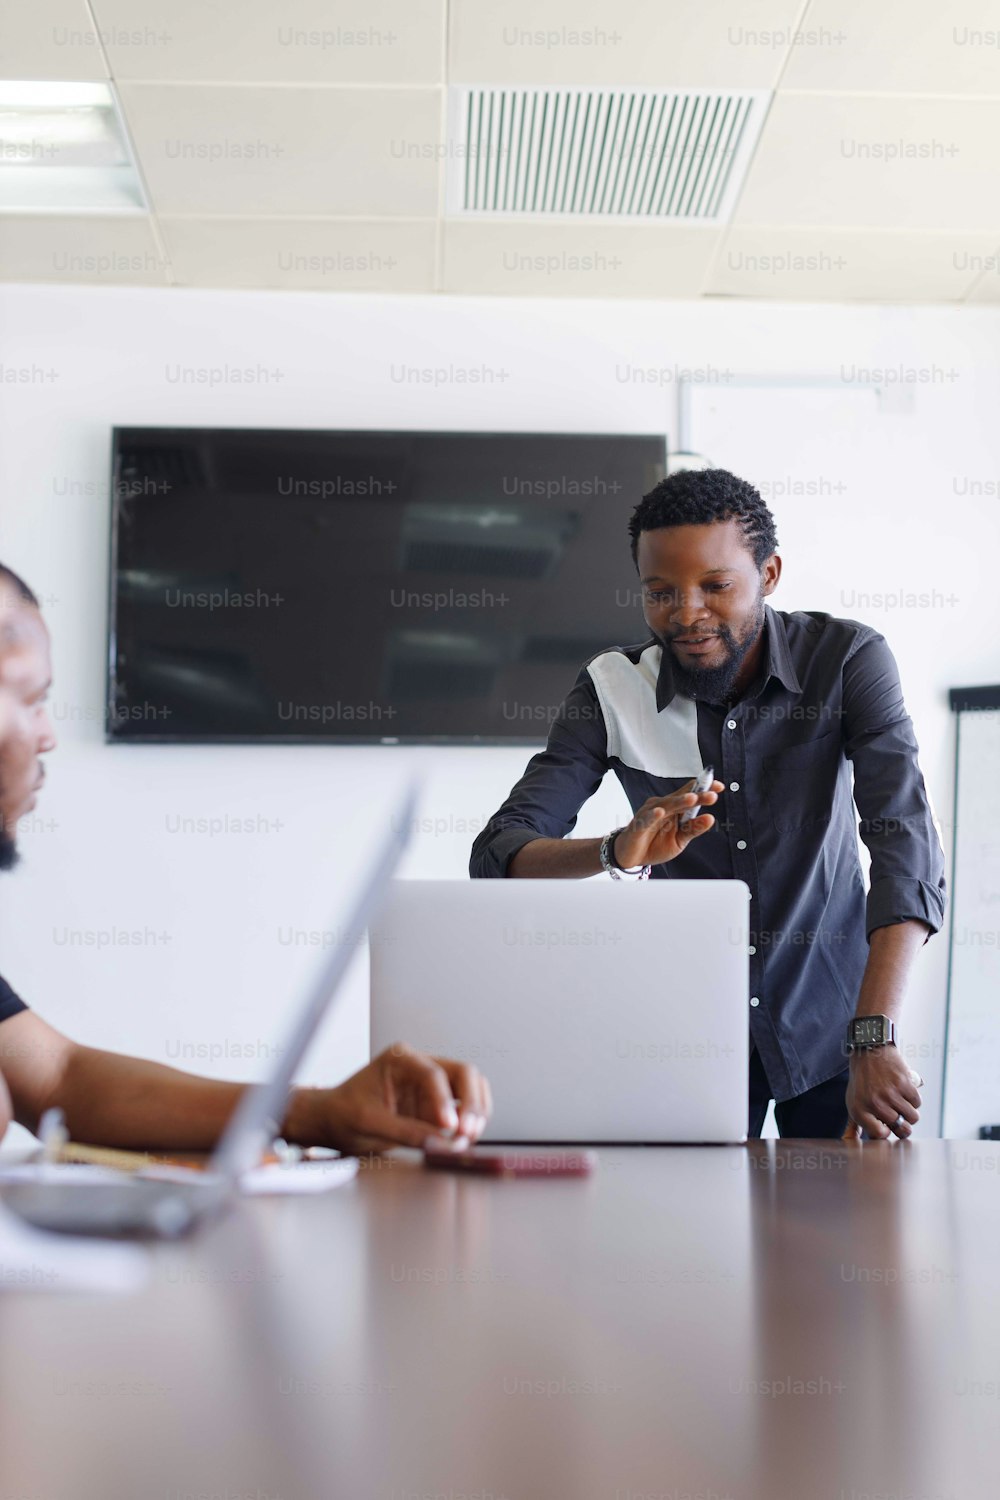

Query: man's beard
[[665, 601, 765, 703]]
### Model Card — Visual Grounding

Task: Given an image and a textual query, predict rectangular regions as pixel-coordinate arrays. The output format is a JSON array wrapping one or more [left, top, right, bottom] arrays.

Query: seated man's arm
[[0, 1064, 11, 1142], [0, 1010, 490, 1154]]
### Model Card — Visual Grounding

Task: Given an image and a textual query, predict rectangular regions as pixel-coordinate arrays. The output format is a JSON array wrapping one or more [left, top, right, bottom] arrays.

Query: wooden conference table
[[1, 1140, 997, 1500]]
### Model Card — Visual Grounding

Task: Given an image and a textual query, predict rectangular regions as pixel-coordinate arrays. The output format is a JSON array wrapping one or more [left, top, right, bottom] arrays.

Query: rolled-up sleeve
[[0, 973, 28, 1026], [469, 669, 610, 878], [842, 633, 947, 940]]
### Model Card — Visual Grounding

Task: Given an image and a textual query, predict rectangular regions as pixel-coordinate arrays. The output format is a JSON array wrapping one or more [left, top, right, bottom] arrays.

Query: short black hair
[[0, 563, 39, 609], [628, 468, 778, 570]]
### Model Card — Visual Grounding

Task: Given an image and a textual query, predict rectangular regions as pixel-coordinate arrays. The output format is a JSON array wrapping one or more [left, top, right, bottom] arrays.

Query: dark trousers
[[747, 1046, 850, 1139]]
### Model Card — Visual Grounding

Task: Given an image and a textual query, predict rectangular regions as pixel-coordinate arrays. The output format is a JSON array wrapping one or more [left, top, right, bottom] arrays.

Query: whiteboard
[[942, 702, 1000, 1138]]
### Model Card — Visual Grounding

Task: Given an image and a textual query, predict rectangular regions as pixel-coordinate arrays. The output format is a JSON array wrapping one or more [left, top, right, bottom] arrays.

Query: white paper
[[0, 1163, 126, 1185], [239, 1158, 359, 1195], [135, 1158, 360, 1193], [0, 1197, 148, 1294]]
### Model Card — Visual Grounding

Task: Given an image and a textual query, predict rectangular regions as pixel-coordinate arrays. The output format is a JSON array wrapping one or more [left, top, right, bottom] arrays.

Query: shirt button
[[748, 945, 756, 955], [730, 781, 740, 791], [750, 996, 760, 1008], [736, 839, 747, 850], [727, 719, 737, 730]]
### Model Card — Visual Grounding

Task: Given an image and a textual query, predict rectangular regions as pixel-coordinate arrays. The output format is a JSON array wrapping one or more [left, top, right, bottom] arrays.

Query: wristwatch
[[845, 1015, 897, 1054], [599, 828, 650, 881]]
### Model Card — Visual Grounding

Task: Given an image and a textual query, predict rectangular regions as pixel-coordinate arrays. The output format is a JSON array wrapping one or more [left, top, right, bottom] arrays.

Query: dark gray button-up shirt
[[0, 974, 27, 1026], [470, 606, 946, 1101]]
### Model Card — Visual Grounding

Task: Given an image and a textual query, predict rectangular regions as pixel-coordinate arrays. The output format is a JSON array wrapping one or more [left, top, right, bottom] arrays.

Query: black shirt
[[0, 973, 27, 1025], [470, 607, 947, 1102]]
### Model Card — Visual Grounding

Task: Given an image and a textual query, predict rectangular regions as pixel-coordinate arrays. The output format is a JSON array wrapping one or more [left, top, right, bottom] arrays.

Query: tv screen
[[108, 428, 666, 742]]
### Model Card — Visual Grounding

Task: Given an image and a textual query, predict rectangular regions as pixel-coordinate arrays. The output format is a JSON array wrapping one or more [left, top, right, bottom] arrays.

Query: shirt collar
[[654, 604, 802, 712]]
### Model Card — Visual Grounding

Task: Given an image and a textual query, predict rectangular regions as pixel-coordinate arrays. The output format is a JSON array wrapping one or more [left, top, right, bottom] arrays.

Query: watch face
[[853, 1017, 887, 1046]]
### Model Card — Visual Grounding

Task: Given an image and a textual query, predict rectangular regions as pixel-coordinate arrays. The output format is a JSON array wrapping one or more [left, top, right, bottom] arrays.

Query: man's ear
[[760, 553, 781, 597]]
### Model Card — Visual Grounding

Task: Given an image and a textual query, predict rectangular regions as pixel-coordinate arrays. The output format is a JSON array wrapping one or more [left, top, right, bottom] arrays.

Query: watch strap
[[599, 829, 650, 881]]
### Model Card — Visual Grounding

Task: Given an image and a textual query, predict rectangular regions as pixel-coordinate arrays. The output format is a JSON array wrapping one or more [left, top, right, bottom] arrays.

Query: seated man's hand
[[301, 1043, 492, 1156], [613, 779, 723, 870]]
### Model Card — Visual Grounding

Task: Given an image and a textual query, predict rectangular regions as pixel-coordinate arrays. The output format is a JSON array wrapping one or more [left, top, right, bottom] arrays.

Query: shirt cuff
[[473, 827, 545, 879], [865, 876, 946, 943]]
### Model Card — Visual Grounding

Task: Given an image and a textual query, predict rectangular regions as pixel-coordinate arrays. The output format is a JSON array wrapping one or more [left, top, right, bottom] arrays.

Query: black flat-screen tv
[[108, 428, 666, 742]]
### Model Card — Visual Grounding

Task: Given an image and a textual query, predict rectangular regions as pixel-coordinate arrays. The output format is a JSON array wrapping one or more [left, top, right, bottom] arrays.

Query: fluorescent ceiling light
[[0, 79, 145, 213], [0, 82, 110, 109]]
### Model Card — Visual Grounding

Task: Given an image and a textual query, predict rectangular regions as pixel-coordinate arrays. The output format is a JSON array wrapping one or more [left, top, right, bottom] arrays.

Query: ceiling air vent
[[447, 86, 768, 223]]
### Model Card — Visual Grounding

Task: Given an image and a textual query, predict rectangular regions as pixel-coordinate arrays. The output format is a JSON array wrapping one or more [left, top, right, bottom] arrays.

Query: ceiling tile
[[0, 215, 168, 283], [117, 85, 442, 216], [706, 226, 999, 300], [91, 0, 446, 85], [443, 220, 719, 297], [3, 2, 998, 301], [0, 0, 109, 81], [159, 217, 437, 290], [734, 93, 1000, 231], [449, 0, 803, 88], [784, 0, 1000, 96]]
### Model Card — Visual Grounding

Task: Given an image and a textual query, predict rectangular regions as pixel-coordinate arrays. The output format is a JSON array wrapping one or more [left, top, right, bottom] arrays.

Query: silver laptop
[[371, 879, 749, 1144], [1, 782, 418, 1238]]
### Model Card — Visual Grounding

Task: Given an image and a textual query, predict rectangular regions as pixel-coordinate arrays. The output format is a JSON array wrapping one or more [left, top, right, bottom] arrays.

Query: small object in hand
[[423, 1146, 597, 1177], [423, 1132, 471, 1154], [679, 766, 714, 825]]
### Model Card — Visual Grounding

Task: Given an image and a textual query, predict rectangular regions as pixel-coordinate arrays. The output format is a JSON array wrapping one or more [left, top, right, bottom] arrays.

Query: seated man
[[0, 565, 490, 1155], [0, 683, 14, 1143]]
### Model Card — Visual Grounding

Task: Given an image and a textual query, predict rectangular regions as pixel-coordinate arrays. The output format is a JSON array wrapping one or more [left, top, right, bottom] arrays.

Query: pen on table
[[34, 1123, 280, 1174]]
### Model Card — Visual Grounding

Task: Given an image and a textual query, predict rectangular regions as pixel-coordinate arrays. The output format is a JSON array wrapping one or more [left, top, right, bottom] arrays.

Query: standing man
[[0, 565, 491, 1155], [471, 469, 945, 1140]]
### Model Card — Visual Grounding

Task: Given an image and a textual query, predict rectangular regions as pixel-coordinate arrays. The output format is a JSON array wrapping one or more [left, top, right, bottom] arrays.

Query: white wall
[[1, 284, 998, 1138]]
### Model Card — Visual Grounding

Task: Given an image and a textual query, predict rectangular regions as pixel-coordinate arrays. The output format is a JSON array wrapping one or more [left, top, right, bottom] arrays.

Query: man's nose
[[37, 709, 57, 753], [669, 595, 712, 628]]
